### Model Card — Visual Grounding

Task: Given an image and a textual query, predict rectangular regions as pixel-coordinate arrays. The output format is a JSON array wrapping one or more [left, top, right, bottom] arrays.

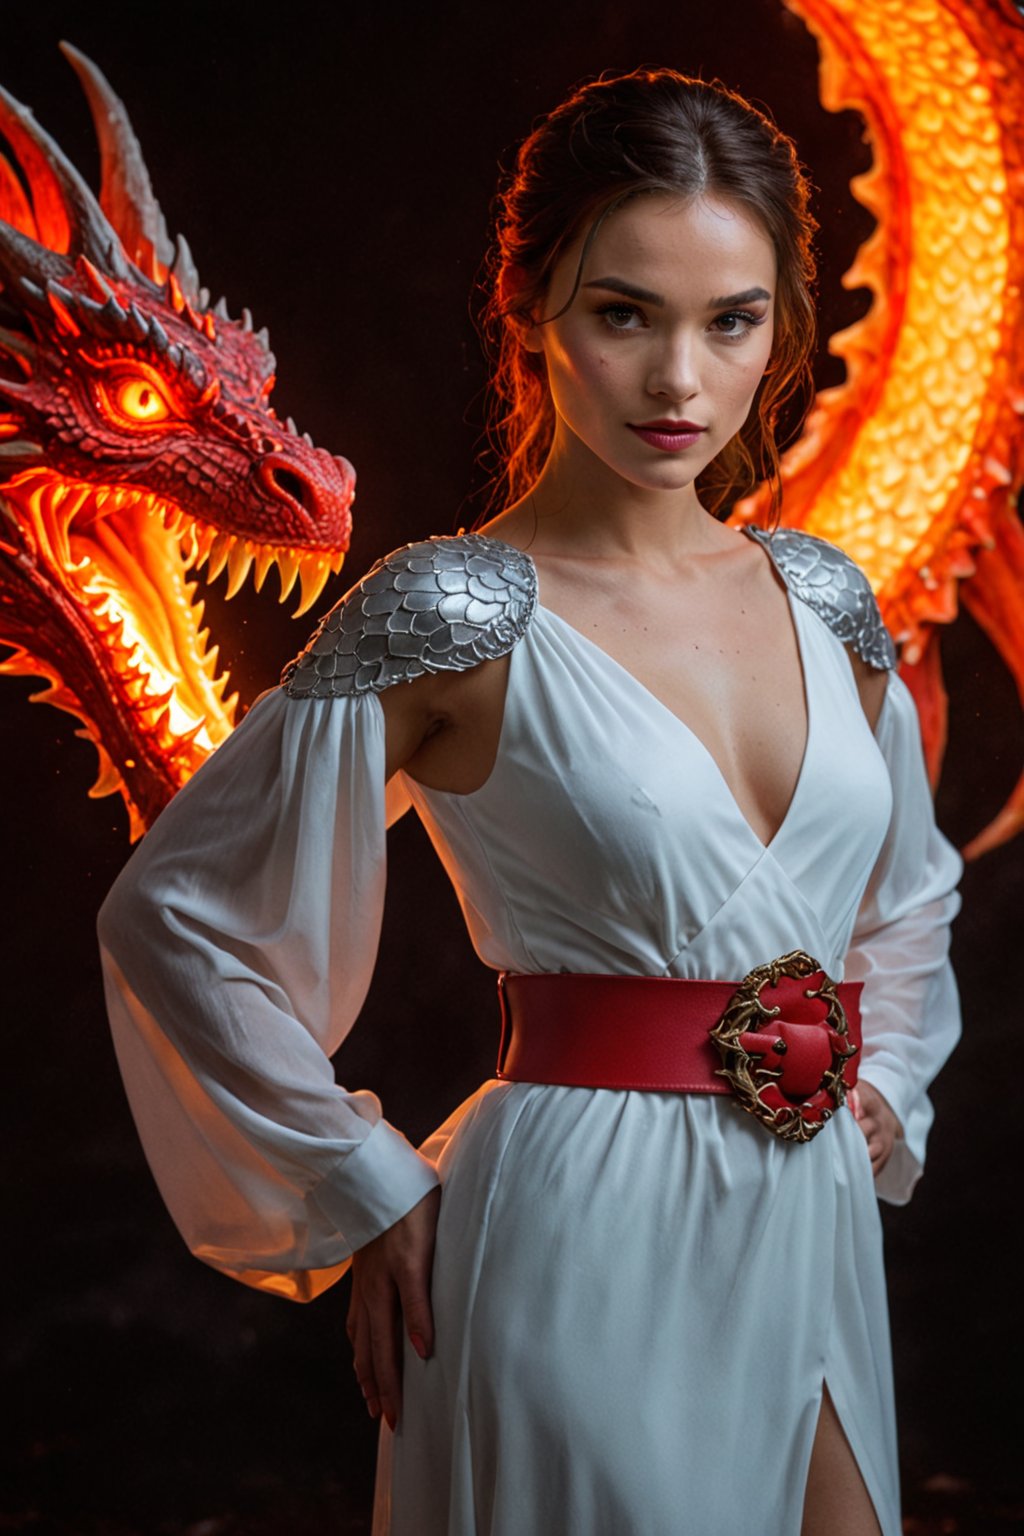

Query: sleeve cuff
[[308, 1116, 441, 1252]]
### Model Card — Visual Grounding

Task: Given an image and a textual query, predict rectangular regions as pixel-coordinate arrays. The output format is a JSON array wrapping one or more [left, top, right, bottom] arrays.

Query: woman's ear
[[499, 264, 545, 354]]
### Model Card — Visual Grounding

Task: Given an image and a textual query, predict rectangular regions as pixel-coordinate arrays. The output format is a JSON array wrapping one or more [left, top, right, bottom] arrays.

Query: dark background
[[3, 2, 1022, 1532]]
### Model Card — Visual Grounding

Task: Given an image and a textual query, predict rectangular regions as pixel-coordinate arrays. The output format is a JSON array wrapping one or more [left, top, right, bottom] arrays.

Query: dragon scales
[[743, 0, 1024, 858]]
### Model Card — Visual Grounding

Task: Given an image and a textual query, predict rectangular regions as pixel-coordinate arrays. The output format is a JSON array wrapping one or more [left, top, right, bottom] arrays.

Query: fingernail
[[367, 1398, 381, 1419], [384, 1409, 397, 1432], [409, 1332, 428, 1360]]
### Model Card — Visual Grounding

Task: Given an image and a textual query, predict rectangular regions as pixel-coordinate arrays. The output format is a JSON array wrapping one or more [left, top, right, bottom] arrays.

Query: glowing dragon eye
[[92, 365, 182, 431], [114, 376, 171, 422]]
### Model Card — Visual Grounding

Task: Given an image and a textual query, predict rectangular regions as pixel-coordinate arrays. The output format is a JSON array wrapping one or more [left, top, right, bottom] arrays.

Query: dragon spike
[[75, 254, 114, 303], [59, 42, 177, 285], [0, 78, 129, 279], [46, 284, 81, 337], [126, 302, 149, 343], [169, 232, 201, 306], [166, 272, 186, 314], [148, 314, 170, 355], [0, 438, 43, 460], [212, 296, 229, 320]]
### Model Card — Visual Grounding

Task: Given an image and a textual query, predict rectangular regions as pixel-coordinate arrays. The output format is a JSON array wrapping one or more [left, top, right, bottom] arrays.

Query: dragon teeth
[[276, 550, 300, 602], [224, 542, 253, 599], [206, 531, 232, 582], [294, 556, 331, 617], [189, 524, 215, 568], [253, 545, 275, 592]]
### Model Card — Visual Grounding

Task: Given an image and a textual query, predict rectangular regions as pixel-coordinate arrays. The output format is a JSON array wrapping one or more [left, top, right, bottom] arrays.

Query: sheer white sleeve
[[97, 688, 440, 1302], [844, 669, 964, 1205]]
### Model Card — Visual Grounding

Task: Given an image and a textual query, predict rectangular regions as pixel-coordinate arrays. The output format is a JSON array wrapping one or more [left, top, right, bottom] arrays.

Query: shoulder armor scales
[[281, 533, 537, 698], [743, 525, 896, 671]]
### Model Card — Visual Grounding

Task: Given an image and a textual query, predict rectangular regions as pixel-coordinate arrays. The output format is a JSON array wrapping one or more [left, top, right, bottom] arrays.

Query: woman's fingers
[[365, 1273, 405, 1430], [851, 1082, 900, 1176], [347, 1186, 443, 1429], [394, 1256, 435, 1360], [392, 1192, 440, 1359], [347, 1278, 382, 1420], [857, 1108, 893, 1173]]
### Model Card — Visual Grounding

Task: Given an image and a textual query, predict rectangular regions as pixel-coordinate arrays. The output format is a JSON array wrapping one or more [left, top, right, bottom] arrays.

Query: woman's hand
[[848, 1081, 902, 1176], [347, 1185, 441, 1432]]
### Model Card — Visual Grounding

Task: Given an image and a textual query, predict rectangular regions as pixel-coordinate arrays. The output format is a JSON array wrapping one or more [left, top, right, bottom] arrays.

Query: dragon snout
[[265, 460, 317, 513], [256, 451, 355, 539]]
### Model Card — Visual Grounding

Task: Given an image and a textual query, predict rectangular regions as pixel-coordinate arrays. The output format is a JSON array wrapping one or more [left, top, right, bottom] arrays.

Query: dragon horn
[[0, 220, 74, 297], [59, 41, 179, 289], [0, 79, 130, 282]]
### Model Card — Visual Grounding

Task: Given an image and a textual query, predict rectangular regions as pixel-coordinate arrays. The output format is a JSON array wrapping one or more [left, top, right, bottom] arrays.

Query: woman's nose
[[646, 332, 701, 401]]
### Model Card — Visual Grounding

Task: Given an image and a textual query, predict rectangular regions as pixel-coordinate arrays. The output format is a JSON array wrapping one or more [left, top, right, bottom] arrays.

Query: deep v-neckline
[[507, 531, 814, 853]]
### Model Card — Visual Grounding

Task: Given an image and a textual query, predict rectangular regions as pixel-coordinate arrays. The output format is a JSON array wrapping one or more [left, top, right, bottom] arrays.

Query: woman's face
[[525, 191, 777, 498]]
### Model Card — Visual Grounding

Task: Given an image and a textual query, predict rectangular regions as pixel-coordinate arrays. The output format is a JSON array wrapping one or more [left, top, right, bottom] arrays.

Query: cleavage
[[535, 561, 810, 848]]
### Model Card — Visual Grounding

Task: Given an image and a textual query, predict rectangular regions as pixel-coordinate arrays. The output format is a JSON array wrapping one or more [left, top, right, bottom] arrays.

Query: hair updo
[[475, 66, 819, 525]]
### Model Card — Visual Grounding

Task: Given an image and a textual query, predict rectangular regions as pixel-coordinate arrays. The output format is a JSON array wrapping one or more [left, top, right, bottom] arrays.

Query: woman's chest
[[530, 556, 811, 850], [425, 606, 892, 924]]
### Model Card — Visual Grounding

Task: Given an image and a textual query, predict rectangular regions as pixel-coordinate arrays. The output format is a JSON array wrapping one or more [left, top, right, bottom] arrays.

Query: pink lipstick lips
[[628, 420, 708, 452]]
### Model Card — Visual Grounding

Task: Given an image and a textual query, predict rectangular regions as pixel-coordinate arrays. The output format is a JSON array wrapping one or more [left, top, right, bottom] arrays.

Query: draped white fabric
[[98, 690, 439, 1301], [98, 561, 962, 1534]]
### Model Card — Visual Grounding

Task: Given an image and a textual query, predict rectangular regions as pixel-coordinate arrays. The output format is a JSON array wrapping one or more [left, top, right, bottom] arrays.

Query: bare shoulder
[[378, 656, 512, 784]]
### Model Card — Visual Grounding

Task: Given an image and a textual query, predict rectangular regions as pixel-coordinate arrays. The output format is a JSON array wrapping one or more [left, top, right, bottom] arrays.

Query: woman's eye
[[596, 303, 644, 332], [711, 310, 763, 340]]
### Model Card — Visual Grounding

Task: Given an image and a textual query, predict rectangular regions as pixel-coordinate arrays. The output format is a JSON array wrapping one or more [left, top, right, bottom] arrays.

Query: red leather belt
[[495, 952, 863, 1144]]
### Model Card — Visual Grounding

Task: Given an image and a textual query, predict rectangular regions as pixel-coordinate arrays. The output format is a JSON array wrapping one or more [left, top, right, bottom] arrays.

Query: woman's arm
[[842, 665, 964, 1203], [97, 679, 448, 1301], [347, 659, 511, 1431]]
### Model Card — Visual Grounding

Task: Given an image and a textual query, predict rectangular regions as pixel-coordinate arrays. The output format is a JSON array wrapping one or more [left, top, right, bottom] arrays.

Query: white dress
[[97, 537, 962, 1536]]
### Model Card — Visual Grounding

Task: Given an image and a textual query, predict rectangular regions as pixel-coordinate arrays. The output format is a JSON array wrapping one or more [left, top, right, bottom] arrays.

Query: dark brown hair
[[474, 66, 819, 525]]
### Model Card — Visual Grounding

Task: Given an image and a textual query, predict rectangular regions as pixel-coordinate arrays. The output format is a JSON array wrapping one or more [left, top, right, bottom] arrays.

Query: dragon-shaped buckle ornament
[[708, 950, 859, 1144]]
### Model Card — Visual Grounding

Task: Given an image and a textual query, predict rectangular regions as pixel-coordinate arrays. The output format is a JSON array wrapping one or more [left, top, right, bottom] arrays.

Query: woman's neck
[[503, 430, 737, 569]]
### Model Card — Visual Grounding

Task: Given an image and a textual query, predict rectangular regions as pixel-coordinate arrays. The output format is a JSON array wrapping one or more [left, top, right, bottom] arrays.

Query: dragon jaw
[[0, 455, 349, 839], [0, 47, 354, 837]]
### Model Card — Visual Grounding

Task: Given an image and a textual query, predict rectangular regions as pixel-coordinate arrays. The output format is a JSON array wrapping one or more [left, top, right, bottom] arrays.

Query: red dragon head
[[0, 44, 354, 837]]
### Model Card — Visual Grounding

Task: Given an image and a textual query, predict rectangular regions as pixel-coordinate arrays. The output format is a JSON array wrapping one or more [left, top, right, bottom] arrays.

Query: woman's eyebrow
[[582, 277, 772, 308], [582, 277, 666, 305]]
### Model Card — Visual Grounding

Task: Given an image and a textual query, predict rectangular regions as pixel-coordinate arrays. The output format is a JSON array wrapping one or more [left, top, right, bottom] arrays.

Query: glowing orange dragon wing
[[740, 0, 1024, 858]]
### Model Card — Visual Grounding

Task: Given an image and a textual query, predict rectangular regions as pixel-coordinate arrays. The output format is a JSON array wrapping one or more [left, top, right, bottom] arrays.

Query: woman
[[98, 68, 962, 1535]]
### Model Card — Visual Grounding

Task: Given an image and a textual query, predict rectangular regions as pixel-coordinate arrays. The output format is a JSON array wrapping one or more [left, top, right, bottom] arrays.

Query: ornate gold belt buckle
[[708, 949, 859, 1143]]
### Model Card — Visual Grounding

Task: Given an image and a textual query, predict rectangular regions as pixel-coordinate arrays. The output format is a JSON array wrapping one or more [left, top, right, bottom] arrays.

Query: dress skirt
[[379, 1080, 900, 1536]]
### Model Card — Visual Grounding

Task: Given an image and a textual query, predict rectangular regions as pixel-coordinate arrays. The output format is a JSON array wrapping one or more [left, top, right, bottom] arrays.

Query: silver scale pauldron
[[280, 527, 895, 699]]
